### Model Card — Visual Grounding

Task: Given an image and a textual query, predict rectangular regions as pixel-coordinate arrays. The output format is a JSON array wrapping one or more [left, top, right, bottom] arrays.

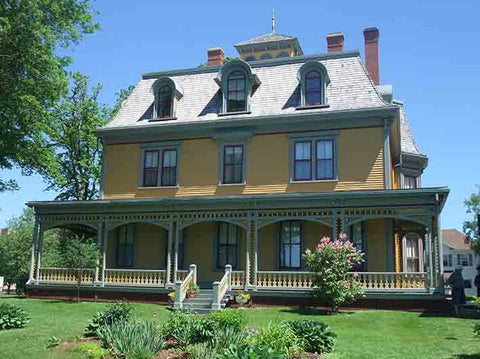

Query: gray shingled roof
[[104, 53, 389, 129], [235, 33, 297, 46], [397, 101, 423, 156]]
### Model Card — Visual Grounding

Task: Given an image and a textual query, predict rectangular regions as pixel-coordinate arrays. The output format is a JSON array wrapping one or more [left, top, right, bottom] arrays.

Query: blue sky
[[1, 0, 479, 230]]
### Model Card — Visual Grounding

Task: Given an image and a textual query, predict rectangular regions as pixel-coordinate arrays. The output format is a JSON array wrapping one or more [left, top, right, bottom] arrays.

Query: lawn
[[0, 298, 479, 359]]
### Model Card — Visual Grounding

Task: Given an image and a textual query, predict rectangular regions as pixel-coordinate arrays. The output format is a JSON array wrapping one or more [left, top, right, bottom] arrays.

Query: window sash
[[304, 70, 322, 106], [116, 225, 134, 267], [227, 71, 247, 112], [404, 176, 417, 189], [223, 145, 243, 184], [217, 223, 239, 268], [279, 221, 301, 269], [293, 139, 336, 181], [143, 148, 177, 187], [294, 141, 312, 181], [157, 86, 173, 118]]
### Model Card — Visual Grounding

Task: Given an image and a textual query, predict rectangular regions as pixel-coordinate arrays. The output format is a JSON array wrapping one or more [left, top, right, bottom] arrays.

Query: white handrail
[[174, 264, 196, 309], [212, 265, 232, 310]]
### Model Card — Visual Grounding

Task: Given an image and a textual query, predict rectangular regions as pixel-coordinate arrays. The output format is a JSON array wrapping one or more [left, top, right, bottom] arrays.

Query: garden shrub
[[0, 303, 29, 330], [217, 343, 287, 359], [187, 342, 218, 359], [97, 320, 164, 358], [304, 234, 364, 311], [45, 335, 60, 349], [85, 301, 132, 337], [74, 342, 108, 359], [286, 319, 336, 354], [474, 323, 480, 336], [210, 309, 247, 331], [161, 309, 195, 346], [188, 316, 218, 345], [249, 321, 300, 357]]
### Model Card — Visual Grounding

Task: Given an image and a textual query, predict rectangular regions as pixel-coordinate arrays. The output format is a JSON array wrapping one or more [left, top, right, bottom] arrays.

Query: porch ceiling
[[28, 187, 449, 216]]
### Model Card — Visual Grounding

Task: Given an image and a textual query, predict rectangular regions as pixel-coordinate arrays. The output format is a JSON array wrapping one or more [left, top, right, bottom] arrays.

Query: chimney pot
[[363, 27, 380, 85], [326, 32, 345, 52], [207, 47, 225, 66]]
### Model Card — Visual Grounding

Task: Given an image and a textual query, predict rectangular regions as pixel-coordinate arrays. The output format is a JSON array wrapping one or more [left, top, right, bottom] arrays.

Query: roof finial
[[271, 9, 275, 34]]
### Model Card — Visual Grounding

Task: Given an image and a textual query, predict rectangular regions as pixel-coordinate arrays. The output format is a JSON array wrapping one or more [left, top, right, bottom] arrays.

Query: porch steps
[[182, 289, 228, 313]]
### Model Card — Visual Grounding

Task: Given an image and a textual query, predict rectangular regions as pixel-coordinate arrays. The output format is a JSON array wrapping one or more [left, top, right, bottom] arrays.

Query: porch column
[[173, 224, 180, 283], [166, 221, 174, 286], [28, 216, 40, 284], [252, 218, 258, 288], [425, 217, 434, 292], [35, 223, 45, 284], [436, 214, 444, 292], [245, 221, 251, 288], [332, 210, 337, 240], [394, 232, 402, 272], [101, 221, 107, 286], [94, 223, 103, 284]]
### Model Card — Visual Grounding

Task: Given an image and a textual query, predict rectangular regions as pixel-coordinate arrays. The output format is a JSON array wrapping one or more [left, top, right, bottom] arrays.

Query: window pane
[[291, 245, 301, 268], [163, 150, 176, 166], [295, 161, 311, 180], [317, 140, 333, 159], [295, 142, 311, 160], [227, 247, 236, 266], [305, 70, 322, 106], [143, 169, 158, 187], [223, 146, 243, 183], [219, 223, 228, 244], [157, 86, 172, 118], [218, 247, 227, 267], [316, 159, 334, 179], [227, 71, 247, 112]]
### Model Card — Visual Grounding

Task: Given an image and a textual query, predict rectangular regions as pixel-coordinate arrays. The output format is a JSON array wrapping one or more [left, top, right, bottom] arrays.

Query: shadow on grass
[[279, 307, 354, 316], [419, 311, 480, 320], [449, 354, 480, 359]]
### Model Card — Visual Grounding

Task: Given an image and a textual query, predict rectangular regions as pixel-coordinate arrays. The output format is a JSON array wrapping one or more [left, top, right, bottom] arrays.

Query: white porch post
[[166, 221, 174, 286], [425, 217, 434, 292], [35, 223, 44, 284], [28, 217, 40, 284], [253, 219, 258, 288], [436, 213, 444, 293], [245, 221, 251, 288], [94, 223, 102, 284], [101, 221, 107, 286]]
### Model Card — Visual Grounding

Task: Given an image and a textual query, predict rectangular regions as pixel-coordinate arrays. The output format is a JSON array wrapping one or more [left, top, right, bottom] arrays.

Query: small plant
[[210, 309, 247, 331], [162, 309, 194, 344], [187, 342, 218, 359], [286, 319, 336, 354], [85, 301, 132, 337], [0, 303, 29, 330], [97, 320, 164, 358], [168, 291, 176, 302], [474, 323, 480, 336], [217, 343, 287, 359], [186, 283, 199, 298], [45, 335, 60, 349], [304, 234, 364, 312], [74, 342, 108, 359], [235, 291, 251, 305], [249, 321, 300, 357]]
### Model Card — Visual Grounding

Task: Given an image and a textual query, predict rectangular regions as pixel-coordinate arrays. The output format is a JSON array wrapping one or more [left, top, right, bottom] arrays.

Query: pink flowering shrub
[[303, 233, 364, 312]]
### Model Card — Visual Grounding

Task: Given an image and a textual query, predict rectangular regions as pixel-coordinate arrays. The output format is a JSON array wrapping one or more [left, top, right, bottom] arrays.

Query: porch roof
[[27, 187, 449, 216]]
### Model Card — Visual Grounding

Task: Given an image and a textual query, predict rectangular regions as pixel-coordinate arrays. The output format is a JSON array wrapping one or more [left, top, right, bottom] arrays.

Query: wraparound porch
[[26, 188, 448, 303]]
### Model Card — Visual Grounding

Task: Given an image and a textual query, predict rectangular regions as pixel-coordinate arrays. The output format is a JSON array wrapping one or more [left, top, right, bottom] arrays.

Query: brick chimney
[[207, 47, 225, 66], [326, 32, 344, 52], [363, 27, 380, 85]]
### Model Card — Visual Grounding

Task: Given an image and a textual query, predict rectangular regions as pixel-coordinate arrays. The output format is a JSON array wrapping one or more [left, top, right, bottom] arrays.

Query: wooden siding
[[103, 127, 385, 199]]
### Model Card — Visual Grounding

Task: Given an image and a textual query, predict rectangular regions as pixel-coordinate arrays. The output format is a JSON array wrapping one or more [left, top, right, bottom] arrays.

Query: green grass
[[0, 298, 479, 359]]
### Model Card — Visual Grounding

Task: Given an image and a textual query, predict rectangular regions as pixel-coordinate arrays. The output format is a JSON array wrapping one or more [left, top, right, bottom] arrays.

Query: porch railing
[[104, 269, 167, 287], [174, 264, 196, 309], [256, 271, 428, 291], [231, 271, 245, 288], [38, 267, 95, 284], [176, 269, 188, 282], [257, 271, 313, 289], [212, 265, 232, 310], [354, 272, 428, 290]]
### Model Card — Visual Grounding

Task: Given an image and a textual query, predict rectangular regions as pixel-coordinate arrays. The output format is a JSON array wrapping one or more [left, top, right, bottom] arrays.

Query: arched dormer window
[[227, 70, 247, 112], [151, 77, 183, 120], [215, 59, 261, 115], [297, 61, 330, 109]]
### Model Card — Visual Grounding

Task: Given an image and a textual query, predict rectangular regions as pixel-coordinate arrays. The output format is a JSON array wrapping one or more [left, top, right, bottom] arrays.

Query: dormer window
[[297, 61, 330, 109], [156, 85, 173, 118], [151, 77, 183, 121], [215, 59, 261, 115], [227, 71, 247, 112]]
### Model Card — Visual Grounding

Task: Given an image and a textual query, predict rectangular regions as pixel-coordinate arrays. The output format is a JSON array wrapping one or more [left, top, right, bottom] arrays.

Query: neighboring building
[[443, 229, 478, 296], [26, 27, 449, 309], [0, 228, 10, 236]]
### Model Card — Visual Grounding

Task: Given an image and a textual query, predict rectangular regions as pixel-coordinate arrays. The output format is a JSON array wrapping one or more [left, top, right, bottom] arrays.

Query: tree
[[303, 234, 364, 312], [464, 186, 480, 253], [39, 72, 109, 200], [0, 208, 61, 293], [59, 235, 98, 302], [0, 0, 99, 192]]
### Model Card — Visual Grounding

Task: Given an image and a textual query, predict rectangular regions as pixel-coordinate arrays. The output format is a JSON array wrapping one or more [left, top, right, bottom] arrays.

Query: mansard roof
[[235, 33, 297, 46], [102, 51, 391, 130]]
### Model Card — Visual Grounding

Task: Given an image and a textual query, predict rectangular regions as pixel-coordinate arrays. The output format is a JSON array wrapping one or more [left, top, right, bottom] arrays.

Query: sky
[[0, 0, 479, 230]]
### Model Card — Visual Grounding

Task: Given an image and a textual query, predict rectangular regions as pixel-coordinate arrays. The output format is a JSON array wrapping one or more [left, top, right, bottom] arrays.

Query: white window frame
[[402, 233, 424, 272]]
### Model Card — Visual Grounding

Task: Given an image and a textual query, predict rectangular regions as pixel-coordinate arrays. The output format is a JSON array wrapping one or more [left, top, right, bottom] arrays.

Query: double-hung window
[[443, 253, 454, 267], [116, 224, 135, 267], [292, 137, 336, 181], [404, 175, 418, 189], [457, 253, 473, 267], [221, 144, 245, 184], [217, 222, 240, 268], [279, 221, 301, 269], [403, 233, 423, 273], [142, 147, 178, 187]]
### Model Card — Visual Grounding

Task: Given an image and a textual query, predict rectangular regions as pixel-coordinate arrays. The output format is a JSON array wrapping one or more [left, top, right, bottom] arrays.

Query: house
[[443, 229, 478, 296], [26, 27, 449, 310]]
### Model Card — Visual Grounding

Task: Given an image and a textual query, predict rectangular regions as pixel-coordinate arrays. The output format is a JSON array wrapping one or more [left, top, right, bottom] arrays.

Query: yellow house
[[27, 27, 448, 310]]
